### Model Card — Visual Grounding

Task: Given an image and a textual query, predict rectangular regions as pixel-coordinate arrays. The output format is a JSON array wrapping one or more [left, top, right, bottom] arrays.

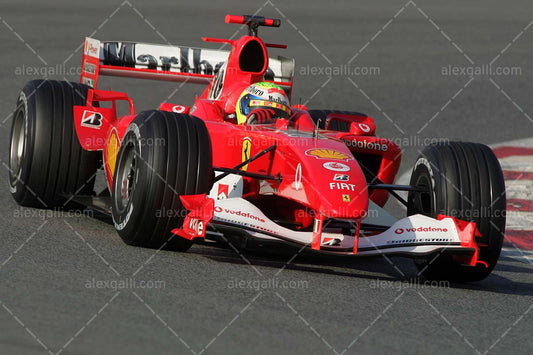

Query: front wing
[[173, 197, 481, 266]]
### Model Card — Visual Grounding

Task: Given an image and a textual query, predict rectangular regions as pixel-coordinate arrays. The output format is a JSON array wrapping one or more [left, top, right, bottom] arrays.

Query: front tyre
[[407, 142, 506, 282], [111, 111, 213, 250]]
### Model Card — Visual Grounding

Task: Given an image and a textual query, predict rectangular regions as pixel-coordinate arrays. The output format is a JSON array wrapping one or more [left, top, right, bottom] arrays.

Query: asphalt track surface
[[1, 0, 532, 354]]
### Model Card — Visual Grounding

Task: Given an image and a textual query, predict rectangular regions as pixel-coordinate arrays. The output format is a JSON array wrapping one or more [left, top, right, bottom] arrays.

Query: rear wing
[[80, 37, 294, 91]]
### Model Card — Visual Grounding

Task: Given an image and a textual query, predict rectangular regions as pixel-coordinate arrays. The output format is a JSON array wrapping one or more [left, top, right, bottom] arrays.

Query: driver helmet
[[235, 82, 291, 124]]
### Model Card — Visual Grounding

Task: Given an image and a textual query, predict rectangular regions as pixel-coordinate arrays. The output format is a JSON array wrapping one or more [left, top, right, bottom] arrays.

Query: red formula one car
[[9, 15, 506, 281]]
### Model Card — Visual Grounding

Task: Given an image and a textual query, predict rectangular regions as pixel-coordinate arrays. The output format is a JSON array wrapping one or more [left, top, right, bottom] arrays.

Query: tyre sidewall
[[9, 90, 32, 202], [111, 123, 149, 242]]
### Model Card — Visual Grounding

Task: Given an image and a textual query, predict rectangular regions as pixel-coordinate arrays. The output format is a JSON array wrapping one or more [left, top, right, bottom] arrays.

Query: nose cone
[[280, 144, 369, 220], [310, 159, 369, 219]]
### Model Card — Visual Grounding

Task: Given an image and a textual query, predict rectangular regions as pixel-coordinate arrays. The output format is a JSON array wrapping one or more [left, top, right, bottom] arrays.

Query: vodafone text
[[215, 206, 266, 223], [344, 139, 388, 152]]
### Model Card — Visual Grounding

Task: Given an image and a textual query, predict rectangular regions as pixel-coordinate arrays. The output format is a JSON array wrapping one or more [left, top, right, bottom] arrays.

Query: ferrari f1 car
[[9, 15, 506, 281]]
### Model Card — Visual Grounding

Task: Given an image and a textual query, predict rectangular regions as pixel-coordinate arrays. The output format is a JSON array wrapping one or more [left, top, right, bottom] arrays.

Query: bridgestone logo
[[388, 238, 452, 244], [81, 110, 103, 128], [395, 227, 448, 234]]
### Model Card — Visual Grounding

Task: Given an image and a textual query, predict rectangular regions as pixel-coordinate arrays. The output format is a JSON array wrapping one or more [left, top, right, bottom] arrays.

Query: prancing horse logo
[[241, 137, 252, 171]]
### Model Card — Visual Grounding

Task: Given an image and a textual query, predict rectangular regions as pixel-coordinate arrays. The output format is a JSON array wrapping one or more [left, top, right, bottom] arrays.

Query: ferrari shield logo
[[241, 137, 252, 171], [342, 194, 351, 202]]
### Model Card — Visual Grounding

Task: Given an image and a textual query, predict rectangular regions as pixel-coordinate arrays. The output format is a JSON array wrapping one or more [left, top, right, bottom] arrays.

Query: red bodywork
[[72, 15, 459, 257]]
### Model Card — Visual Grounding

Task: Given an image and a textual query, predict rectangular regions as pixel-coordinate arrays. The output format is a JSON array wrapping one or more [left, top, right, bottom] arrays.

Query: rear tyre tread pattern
[[9, 80, 100, 208]]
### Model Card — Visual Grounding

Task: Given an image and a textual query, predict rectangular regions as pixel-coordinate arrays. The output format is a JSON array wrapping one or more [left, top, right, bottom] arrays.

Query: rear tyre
[[407, 142, 506, 281], [111, 110, 213, 250], [308, 109, 368, 131], [9, 80, 100, 208]]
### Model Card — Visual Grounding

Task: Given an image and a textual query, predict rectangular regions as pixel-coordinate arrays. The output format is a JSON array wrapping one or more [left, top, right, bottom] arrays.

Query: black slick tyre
[[407, 142, 506, 282], [9, 80, 99, 208], [111, 110, 213, 251]]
